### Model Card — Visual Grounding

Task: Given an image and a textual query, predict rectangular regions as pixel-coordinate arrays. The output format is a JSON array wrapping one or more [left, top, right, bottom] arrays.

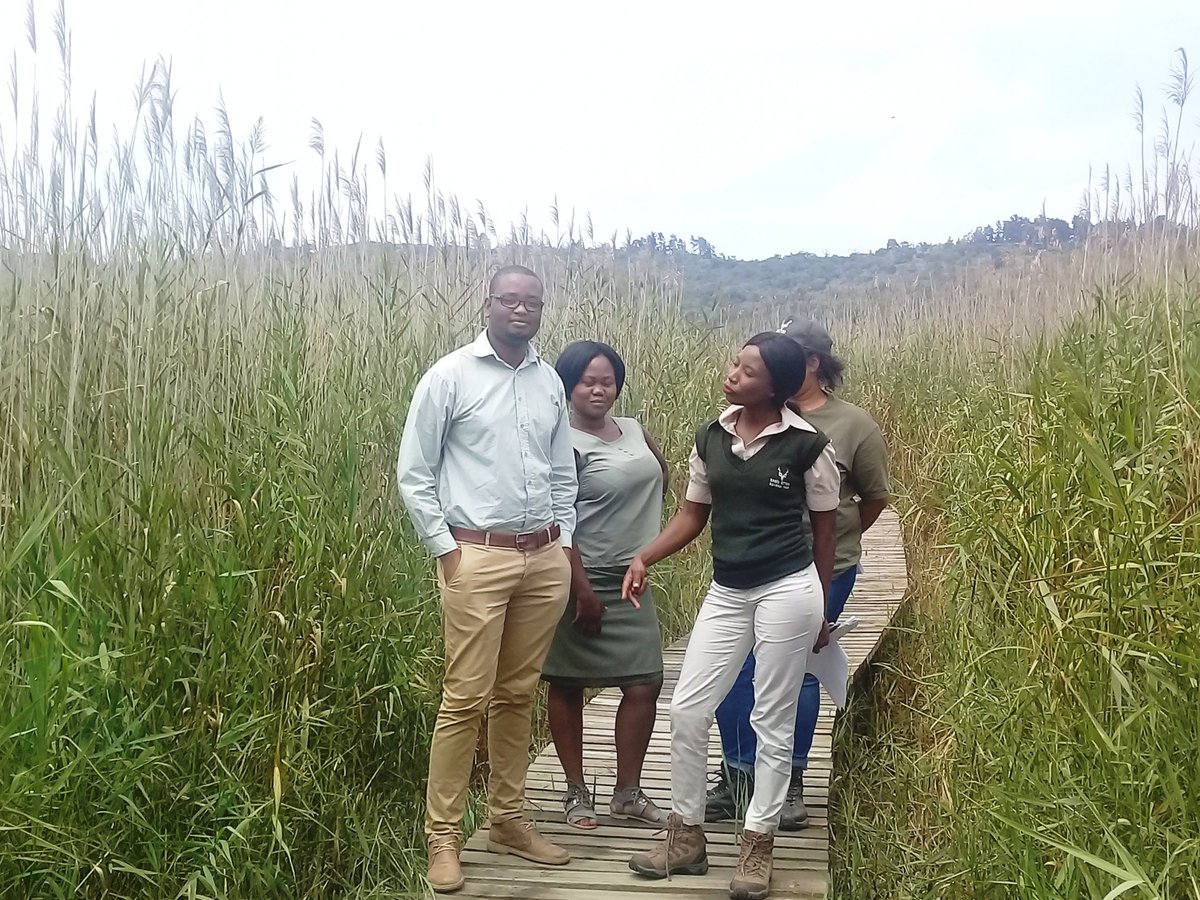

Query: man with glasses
[[397, 265, 578, 893]]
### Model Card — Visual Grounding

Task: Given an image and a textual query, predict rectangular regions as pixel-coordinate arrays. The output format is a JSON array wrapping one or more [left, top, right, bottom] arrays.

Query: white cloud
[[2, 0, 1196, 258]]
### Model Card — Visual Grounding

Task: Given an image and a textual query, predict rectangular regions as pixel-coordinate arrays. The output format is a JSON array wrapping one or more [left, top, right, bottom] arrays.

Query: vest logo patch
[[769, 466, 792, 490]]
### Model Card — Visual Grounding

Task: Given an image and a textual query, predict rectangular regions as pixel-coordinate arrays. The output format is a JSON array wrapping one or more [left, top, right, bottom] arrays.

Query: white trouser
[[669, 565, 824, 834]]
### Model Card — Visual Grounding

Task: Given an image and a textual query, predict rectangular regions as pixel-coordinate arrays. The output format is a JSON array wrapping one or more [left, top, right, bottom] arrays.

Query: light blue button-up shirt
[[396, 331, 578, 558]]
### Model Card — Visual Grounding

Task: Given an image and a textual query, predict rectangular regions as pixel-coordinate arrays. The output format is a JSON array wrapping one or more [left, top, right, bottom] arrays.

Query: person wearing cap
[[396, 264, 578, 893], [623, 332, 840, 900], [705, 318, 891, 831]]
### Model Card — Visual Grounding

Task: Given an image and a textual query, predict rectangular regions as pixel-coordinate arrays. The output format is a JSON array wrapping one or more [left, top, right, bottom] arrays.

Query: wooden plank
[[449, 510, 907, 900]]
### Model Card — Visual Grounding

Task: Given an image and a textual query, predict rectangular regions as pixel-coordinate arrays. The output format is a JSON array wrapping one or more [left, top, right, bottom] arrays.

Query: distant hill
[[620, 212, 1094, 308]]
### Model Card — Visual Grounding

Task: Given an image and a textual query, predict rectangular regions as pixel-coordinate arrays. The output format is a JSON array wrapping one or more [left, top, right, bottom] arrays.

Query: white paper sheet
[[805, 615, 861, 709]]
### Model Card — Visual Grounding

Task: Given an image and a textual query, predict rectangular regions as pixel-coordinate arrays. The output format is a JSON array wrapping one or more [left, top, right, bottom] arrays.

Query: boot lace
[[514, 817, 536, 836], [705, 768, 729, 800], [654, 813, 686, 880], [737, 833, 771, 883]]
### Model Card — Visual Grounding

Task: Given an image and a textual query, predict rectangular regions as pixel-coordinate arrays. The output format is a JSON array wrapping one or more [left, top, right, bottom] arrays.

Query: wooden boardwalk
[[455, 510, 907, 899]]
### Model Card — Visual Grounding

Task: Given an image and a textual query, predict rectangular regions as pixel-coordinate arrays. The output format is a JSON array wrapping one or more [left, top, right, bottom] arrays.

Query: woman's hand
[[621, 557, 647, 609], [572, 587, 605, 636], [617, 501, 710, 612], [813, 618, 831, 653]]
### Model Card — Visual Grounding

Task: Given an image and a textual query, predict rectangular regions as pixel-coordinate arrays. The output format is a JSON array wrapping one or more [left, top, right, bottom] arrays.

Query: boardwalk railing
[[454, 509, 908, 899]]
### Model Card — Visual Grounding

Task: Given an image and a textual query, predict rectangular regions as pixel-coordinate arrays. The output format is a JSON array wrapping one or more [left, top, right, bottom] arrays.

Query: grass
[[0, 215, 730, 898], [833, 285, 1200, 898], [1, 21, 728, 898], [1, 231, 731, 899], [3, 9, 1200, 899]]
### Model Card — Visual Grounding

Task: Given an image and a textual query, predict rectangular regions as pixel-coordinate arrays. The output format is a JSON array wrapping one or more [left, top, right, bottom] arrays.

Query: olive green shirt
[[799, 395, 891, 575]]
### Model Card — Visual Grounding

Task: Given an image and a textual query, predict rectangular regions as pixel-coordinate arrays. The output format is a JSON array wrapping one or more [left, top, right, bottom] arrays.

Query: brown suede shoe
[[487, 816, 570, 865], [628, 812, 709, 879], [426, 835, 464, 894], [729, 829, 773, 900]]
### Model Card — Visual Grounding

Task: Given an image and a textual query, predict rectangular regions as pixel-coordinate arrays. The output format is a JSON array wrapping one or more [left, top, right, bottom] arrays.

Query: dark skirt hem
[[540, 670, 664, 689]]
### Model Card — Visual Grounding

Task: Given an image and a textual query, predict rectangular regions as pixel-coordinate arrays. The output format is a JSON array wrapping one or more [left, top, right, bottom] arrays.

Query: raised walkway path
[[453, 509, 907, 899]]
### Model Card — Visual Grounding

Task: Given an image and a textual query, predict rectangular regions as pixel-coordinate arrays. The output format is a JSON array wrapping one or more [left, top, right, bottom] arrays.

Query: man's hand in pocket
[[439, 548, 463, 582]]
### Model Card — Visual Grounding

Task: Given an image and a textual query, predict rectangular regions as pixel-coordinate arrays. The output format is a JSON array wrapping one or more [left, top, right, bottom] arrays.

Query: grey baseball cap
[[777, 317, 833, 355]]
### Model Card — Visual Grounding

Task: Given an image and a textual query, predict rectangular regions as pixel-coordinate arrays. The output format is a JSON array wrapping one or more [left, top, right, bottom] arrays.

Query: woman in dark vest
[[706, 319, 891, 832], [624, 332, 839, 900]]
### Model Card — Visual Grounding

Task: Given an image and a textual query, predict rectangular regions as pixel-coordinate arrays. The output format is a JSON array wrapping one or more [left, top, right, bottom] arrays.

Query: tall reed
[[3, 8, 1198, 899]]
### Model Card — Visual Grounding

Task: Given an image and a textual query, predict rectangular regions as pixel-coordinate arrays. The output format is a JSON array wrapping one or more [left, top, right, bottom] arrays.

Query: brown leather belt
[[449, 523, 561, 551]]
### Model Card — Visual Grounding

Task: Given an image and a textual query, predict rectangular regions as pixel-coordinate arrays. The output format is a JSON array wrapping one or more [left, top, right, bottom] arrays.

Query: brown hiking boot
[[729, 829, 774, 900], [628, 812, 709, 879], [426, 835, 464, 894], [487, 816, 570, 865]]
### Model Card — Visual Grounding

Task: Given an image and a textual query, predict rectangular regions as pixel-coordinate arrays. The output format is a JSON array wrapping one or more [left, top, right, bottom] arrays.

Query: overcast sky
[[2, 0, 1196, 259]]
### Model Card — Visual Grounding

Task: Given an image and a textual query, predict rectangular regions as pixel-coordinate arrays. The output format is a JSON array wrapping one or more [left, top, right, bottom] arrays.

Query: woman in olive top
[[705, 319, 891, 834], [541, 341, 670, 830], [624, 333, 839, 900]]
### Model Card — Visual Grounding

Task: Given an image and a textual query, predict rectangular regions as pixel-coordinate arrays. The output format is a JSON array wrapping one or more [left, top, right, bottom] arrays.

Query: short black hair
[[743, 332, 809, 407], [488, 264, 542, 296], [555, 341, 627, 398]]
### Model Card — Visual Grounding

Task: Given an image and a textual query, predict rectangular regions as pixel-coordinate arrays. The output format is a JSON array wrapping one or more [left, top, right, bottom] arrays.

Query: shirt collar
[[468, 330, 540, 368], [717, 404, 817, 434]]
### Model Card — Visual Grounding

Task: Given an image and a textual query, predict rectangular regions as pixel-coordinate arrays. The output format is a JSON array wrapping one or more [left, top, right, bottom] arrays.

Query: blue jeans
[[715, 566, 859, 772]]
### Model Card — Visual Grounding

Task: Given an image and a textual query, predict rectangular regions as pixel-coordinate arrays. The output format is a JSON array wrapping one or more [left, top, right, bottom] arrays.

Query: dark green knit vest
[[696, 419, 830, 589]]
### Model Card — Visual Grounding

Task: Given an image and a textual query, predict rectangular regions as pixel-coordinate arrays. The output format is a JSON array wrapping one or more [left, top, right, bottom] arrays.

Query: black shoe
[[704, 765, 753, 823], [779, 767, 808, 831]]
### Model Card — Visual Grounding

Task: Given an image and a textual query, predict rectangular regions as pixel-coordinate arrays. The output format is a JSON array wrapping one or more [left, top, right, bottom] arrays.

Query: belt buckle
[[514, 530, 534, 551]]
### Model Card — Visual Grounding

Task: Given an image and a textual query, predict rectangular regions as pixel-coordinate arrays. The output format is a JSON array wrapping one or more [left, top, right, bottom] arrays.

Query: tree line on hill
[[619, 212, 1153, 308]]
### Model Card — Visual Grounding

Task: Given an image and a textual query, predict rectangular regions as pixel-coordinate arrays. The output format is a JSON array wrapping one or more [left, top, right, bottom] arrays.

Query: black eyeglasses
[[490, 294, 545, 312]]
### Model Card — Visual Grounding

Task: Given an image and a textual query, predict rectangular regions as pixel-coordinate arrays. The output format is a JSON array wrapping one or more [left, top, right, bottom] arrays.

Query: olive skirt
[[540, 566, 664, 688]]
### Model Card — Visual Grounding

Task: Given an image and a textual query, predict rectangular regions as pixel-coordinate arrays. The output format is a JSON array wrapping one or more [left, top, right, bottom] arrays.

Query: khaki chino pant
[[425, 540, 571, 839]]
